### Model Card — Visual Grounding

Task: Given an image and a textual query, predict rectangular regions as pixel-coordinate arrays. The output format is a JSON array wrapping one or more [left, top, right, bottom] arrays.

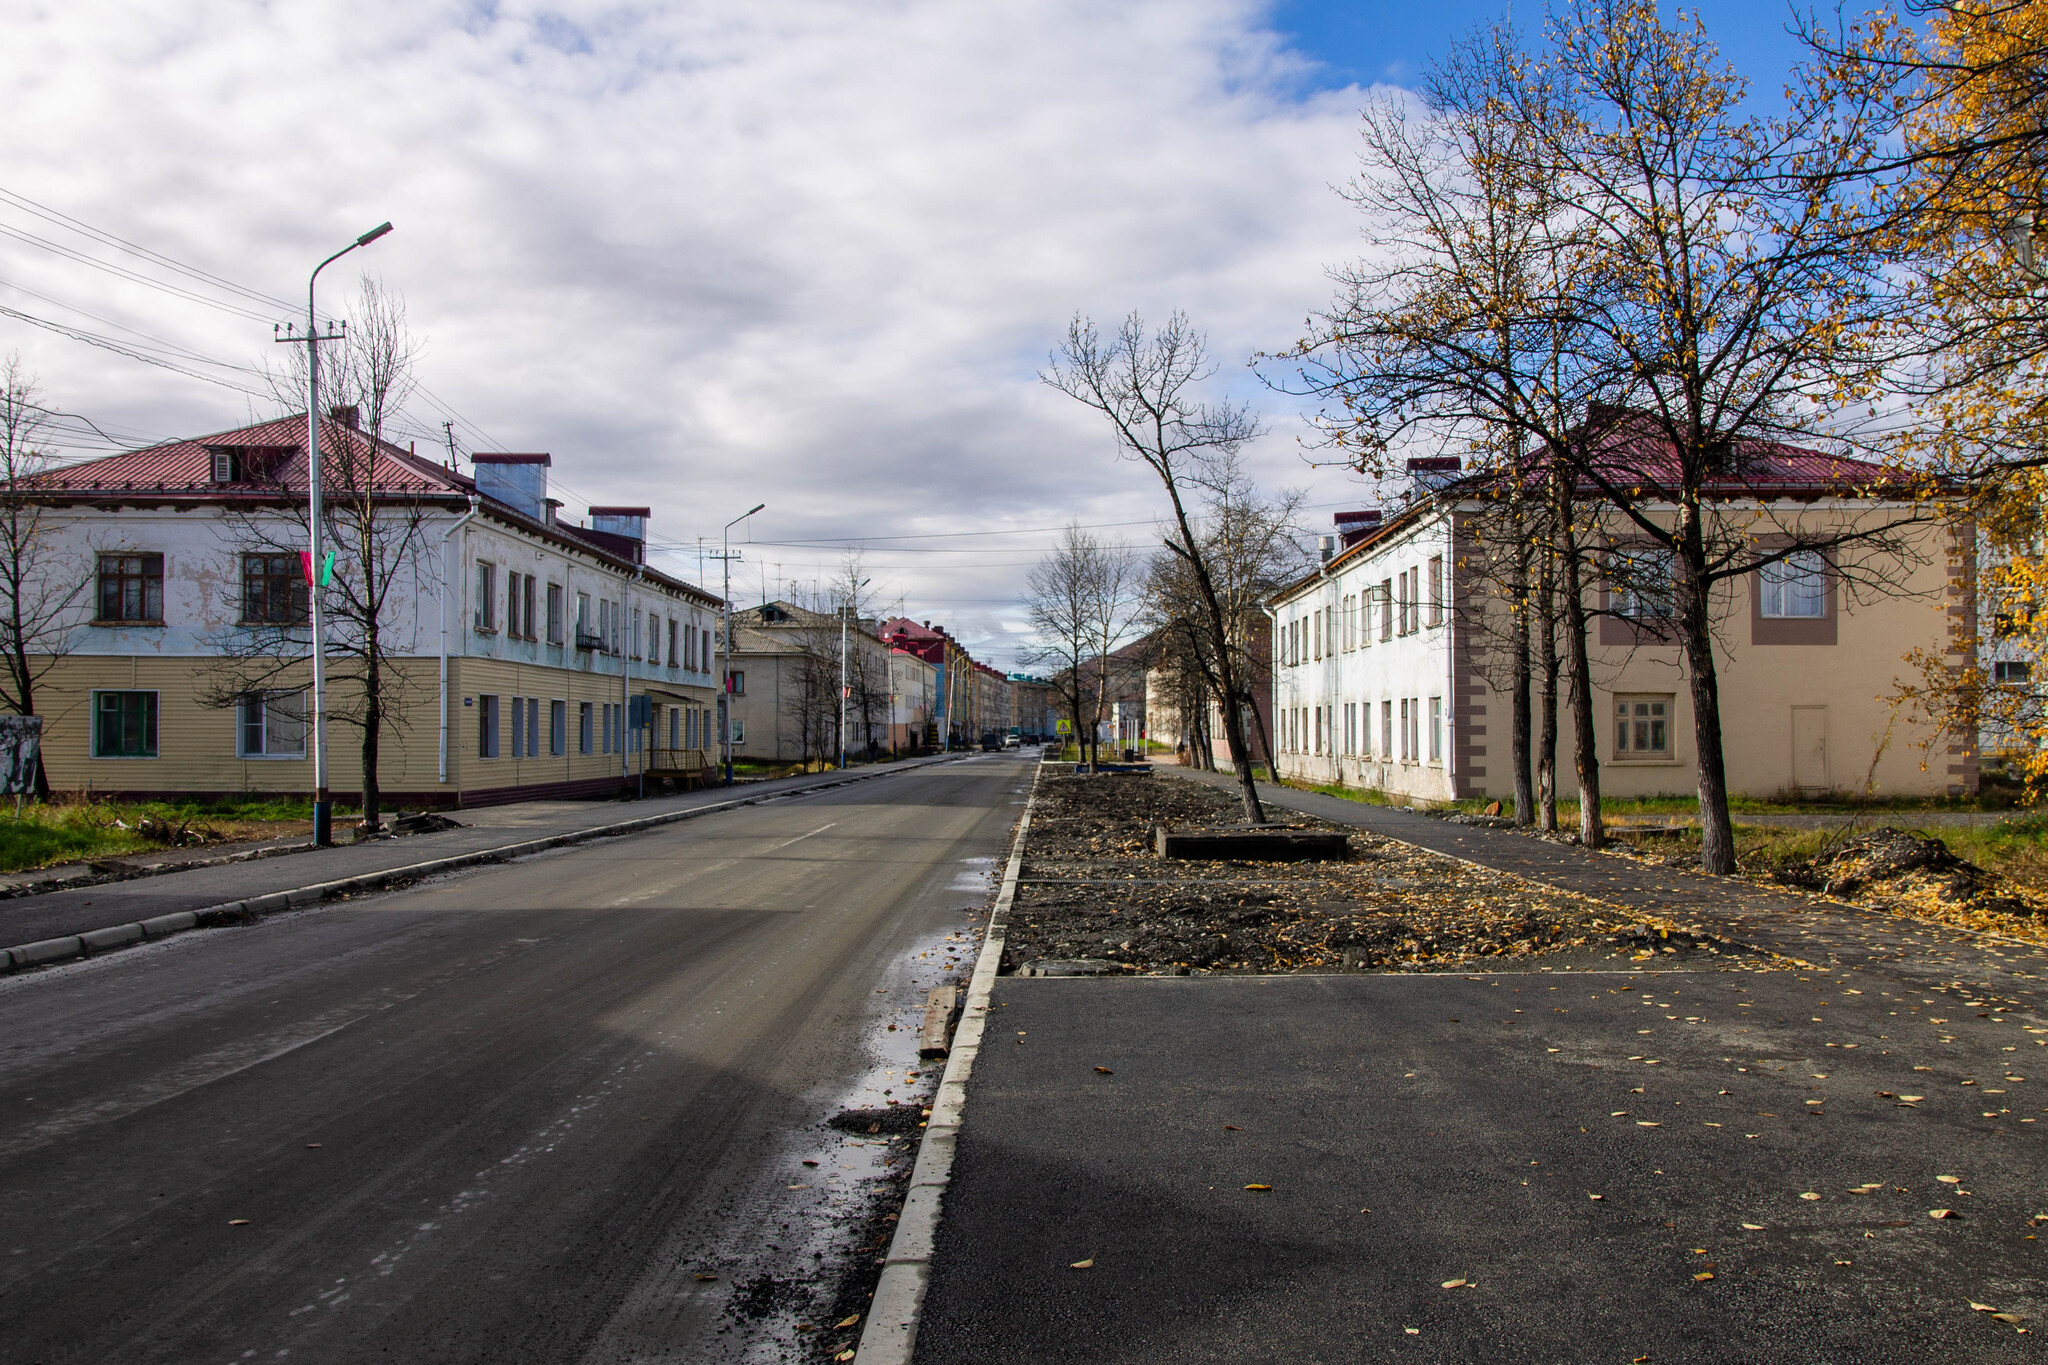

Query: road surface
[[0, 754, 1028, 1364]]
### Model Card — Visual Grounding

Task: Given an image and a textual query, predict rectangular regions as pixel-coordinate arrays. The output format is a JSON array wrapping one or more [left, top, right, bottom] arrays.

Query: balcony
[[576, 629, 606, 652]]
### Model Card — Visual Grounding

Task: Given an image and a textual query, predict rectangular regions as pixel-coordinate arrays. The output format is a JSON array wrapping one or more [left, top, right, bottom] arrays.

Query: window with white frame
[[1381, 699, 1392, 757], [1995, 660, 2033, 684], [1399, 698, 1410, 760], [1758, 550, 1826, 618], [1428, 557, 1443, 626], [1428, 696, 1442, 764], [1361, 698, 1372, 755], [475, 563, 496, 632], [238, 690, 306, 758], [1614, 695, 1673, 758], [1379, 581, 1394, 640]]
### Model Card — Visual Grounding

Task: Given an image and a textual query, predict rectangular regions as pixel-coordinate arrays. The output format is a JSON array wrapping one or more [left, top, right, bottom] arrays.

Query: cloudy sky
[[1, 0, 1810, 669]]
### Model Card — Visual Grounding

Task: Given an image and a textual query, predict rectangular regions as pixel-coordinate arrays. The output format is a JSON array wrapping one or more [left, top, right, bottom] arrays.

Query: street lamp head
[[745, 502, 766, 517], [356, 222, 395, 247]]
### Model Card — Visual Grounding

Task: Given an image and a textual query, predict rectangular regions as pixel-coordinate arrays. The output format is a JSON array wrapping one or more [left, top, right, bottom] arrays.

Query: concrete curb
[[856, 760, 1040, 1364], [0, 755, 973, 974]]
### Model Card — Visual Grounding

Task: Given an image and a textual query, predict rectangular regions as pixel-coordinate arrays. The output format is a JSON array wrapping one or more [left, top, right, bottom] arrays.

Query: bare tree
[[207, 276, 436, 831], [0, 356, 85, 793], [1022, 523, 1138, 770], [1044, 312, 1270, 821]]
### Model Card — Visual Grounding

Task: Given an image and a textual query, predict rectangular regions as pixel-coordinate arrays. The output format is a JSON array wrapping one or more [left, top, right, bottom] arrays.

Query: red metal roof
[[31, 414, 462, 499]]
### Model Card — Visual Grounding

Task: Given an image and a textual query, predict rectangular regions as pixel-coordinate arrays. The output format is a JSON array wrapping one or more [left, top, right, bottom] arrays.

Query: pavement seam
[[857, 757, 1041, 1365], [0, 756, 972, 974]]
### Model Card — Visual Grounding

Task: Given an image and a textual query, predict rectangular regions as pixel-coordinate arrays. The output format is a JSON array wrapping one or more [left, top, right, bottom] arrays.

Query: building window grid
[[1428, 557, 1443, 627], [546, 582, 564, 645], [1759, 550, 1827, 619], [550, 699, 567, 756], [475, 563, 496, 632], [1615, 695, 1673, 757], [477, 694, 499, 758], [579, 701, 594, 754], [93, 690, 158, 757], [238, 690, 306, 758], [97, 553, 164, 623], [240, 553, 306, 625]]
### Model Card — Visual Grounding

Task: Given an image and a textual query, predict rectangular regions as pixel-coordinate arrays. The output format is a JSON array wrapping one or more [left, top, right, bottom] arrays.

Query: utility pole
[[720, 503, 764, 786], [441, 420, 458, 467]]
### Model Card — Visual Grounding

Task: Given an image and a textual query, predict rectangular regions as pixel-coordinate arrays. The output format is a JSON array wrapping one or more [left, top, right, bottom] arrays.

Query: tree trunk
[[1560, 514, 1602, 850], [1536, 535, 1559, 833], [1675, 534, 1736, 874], [1511, 536, 1534, 826], [360, 655, 382, 832]]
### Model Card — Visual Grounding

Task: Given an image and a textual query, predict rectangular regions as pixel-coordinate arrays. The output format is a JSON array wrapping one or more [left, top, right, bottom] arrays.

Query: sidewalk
[[0, 756, 963, 952], [907, 767, 2048, 1363]]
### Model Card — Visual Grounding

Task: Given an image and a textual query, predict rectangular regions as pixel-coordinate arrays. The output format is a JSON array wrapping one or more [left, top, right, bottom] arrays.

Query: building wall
[[31, 502, 719, 805], [1271, 502, 1960, 804]]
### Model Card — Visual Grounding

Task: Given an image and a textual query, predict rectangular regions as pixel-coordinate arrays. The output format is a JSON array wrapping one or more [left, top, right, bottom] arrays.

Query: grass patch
[[0, 794, 356, 874]]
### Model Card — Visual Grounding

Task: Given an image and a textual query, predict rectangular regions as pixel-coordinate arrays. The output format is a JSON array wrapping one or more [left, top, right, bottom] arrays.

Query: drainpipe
[[438, 497, 481, 786]]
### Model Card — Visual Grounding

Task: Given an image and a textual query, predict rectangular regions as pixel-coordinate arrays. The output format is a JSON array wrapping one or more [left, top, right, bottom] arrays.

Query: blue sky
[[1270, 0, 1822, 100]]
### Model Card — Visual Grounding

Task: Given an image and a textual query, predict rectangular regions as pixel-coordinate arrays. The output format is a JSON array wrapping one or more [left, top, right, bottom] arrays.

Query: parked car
[[979, 732, 1001, 751]]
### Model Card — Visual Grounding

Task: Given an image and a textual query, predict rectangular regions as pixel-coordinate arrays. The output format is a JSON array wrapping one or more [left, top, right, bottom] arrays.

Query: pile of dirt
[[1775, 827, 2040, 921], [1006, 773, 1723, 974]]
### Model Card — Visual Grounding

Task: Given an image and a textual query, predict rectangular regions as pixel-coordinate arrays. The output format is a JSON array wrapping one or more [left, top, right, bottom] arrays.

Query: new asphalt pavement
[[0, 752, 1032, 1364]]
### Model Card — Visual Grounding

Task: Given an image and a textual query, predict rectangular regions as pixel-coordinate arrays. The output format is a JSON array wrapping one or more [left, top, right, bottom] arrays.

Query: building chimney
[[1317, 534, 1338, 563], [471, 453, 551, 522], [1333, 508, 1382, 548], [328, 404, 359, 430]]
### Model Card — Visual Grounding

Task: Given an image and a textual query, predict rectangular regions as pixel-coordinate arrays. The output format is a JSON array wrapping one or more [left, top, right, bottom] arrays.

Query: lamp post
[[281, 221, 392, 847], [720, 502, 764, 786], [838, 576, 869, 770]]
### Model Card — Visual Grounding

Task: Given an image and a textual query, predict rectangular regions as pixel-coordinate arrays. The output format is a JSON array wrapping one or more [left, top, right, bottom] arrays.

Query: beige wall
[[34, 652, 715, 805]]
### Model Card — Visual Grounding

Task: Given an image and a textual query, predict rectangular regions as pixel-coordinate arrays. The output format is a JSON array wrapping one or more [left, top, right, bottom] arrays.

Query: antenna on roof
[[441, 420, 459, 469]]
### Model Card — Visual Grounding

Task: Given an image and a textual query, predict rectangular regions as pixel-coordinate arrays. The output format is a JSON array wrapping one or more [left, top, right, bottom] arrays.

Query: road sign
[[1055, 719, 1072, 735]]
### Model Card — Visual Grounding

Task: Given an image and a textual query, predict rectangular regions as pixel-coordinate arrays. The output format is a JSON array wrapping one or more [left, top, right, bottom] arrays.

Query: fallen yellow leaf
[[227, 1219, 250, 1226], [1972, 1302, 1999, 1313], [1070, 1256, 1094, 1269], [1742, 1223, 1764, 1230], [1244, 1184, 1272, 1191], [1693, 1271, 1714, 1281], [1440, 1278, 1468, 1289], [1938, 1175, 1962, 1184], [1800, 1192, 1821, 1201], [1094, 1066, 1113, 1074], [1931, 1208, 1959, 1219], [835, 1314, 861, 1329]]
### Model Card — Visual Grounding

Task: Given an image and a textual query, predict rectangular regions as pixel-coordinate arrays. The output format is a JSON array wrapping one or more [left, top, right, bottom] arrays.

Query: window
[[1759, 550, 1826, 619], [731, 718, 746, 744], [1610, 547, 1675, 619], [1995, 660, 2033, 684], [1313, 705, 1323, 754], [97, 553, 163, 623], [505, 573, 520, 637], [527, 697, 541, 756], [1428, 696, 1442, 764], [1428, 557, 1443, 626], [668, 618, 678, 668], [577, 592, 591, 636], [685, 622, 697, 671], [238, 690, 305, 757], [669, 707, 680, 748], [1407, 567, 1422, 633], [1313, 611, 1322, 660], [211, 450, 236, 483], [1408, 698, 1421, 761], [546, 582, 564, 645], [702, 629, 712, 671], [729, 670, 745, 696], [477, 694, 499, 758], [579, 701, 594, 754], [476, 562, 497, 632], [1379, 581, 1393, 640], [1399, 698, 1410, 760], [550, 699, 567, 755], [508, 572, 534, 639], [1381, 699, 1392, 757], [598, 599, 611, 653], [93, 690, 157, 757], [601, 703, 613, 755], [1361, 699, 1372, 756], [1615, 695, 1672, 758], [238, 552, 306, 624]]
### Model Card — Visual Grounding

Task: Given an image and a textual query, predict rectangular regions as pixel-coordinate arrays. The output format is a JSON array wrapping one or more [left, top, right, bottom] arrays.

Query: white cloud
[[0, 0, 1386, 666]]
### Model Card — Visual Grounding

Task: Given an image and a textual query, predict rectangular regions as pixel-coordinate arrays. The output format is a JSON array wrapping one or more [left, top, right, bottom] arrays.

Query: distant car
[[1002, 733, 1021, 748], [979, 732, 1001, 751]]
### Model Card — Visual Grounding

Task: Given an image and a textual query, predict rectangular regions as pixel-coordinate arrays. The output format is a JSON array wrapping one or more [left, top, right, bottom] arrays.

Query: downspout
[[438, 496, 482, 786]]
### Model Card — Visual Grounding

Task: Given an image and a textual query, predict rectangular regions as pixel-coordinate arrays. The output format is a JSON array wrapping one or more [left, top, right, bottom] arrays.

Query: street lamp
[[278, 221, 392, 847], [838, 576, 869, 770], [720, 502, 764, 786]]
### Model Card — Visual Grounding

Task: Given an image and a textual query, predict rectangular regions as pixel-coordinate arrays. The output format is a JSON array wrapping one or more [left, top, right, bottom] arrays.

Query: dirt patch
[[1007, 773, 1731, 973], [1767, 826, 2048, 934]]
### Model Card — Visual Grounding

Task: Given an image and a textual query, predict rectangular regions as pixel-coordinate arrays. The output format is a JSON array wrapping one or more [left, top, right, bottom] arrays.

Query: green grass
[[0, 794, 357, 874]]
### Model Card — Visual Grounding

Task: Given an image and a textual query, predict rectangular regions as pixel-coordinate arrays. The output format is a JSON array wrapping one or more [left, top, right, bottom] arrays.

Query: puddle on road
[[687, 918, 987, 1364]]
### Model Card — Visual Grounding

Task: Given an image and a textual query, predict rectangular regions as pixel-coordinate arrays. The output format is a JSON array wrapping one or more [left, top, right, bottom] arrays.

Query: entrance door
[[1791, 706, 1829, 796]]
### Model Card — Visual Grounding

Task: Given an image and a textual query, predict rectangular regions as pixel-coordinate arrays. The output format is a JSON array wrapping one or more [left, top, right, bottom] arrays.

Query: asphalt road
[[0, 753, 1029, 1365], [919, 968, 2048, 1364]]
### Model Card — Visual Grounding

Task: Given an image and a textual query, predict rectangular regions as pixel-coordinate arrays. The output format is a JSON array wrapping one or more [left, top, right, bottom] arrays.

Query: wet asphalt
[[918, 966, 2048, 1364], [0, 754, 1030, 1364]]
